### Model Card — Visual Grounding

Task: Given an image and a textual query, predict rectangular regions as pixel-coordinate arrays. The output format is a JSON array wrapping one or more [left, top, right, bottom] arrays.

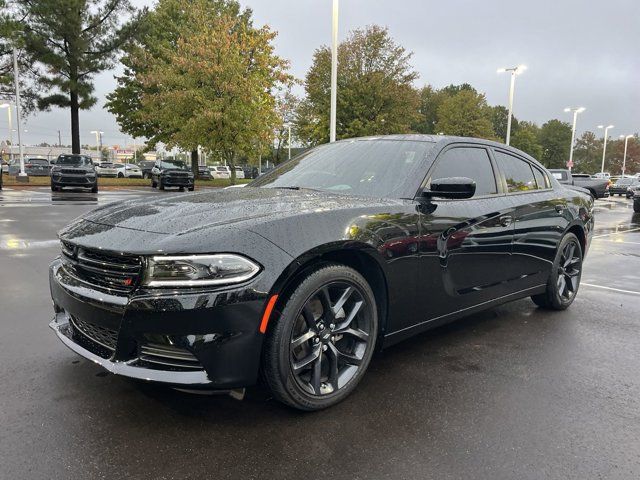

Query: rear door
[[417, 144, 516, 319], [493, 148, 568, 291]]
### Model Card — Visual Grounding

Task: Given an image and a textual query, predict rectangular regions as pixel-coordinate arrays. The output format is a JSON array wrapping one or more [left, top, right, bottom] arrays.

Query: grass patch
[[1, 175, 251, 188]]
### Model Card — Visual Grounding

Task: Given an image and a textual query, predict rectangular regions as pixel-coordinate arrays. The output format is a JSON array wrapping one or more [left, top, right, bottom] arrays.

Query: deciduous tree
[[510, 121, 542, 160], [538, 119, 572, 168], [296, 25, 419, 146], [108, 0, 289, 182], [434, 89, 495, 139]]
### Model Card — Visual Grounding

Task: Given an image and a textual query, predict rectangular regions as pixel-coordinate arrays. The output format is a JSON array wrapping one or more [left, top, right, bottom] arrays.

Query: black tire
[[179, 186, 185, 192], [188, 186, 195, 191], [531, 233, 583, 310], [118, 172, 124, 178], [634, 199, 640, 213], [91, 183, 98, 193], [151, 179, 157, 188], [159, 178, 165, 190], [51, 183, 58, 192], [262, 264, 378, 411]]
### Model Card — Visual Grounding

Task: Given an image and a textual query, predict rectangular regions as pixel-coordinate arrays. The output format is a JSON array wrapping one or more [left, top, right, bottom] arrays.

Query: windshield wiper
[[272, 186, 323, 192]]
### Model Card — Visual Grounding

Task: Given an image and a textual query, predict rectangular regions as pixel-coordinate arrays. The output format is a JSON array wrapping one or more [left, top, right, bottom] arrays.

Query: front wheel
[[262, 264, 378, 411], [118, 172, 124, 178], [532, 233, 583, 310], [91, 183, 98, 193], [634, 199, 640, 213]]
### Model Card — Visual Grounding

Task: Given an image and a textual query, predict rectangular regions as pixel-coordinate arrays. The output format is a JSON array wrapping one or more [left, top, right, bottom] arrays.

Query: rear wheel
[[262, 264, 378, 411], [117, 172, 124, 178], [532, 233, 582, 310]]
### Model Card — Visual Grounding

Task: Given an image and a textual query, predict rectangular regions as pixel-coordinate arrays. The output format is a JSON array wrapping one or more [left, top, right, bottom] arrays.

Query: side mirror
[[422, 177, 476, 199]]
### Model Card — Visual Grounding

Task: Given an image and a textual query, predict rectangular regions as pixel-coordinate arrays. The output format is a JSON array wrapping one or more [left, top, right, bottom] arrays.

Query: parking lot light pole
[[0, 103, 14, 161], [12, 48, 27, 179], [329, 0, 339, 143], [564, 107, 585, 171], [619, 134, 633, 177], [597, 124, 614, 174], [497, 64, 527, 145]]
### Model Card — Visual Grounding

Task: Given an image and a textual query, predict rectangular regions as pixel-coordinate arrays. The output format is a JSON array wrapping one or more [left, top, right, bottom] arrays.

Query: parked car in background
[[242, 165, 258, 179], [593, 172, 611, 179], [48, 135, 594, 410], [233, 166, 245, 179], [95, 162, 119, 178], [50, 154, 98, 192], [609, 176, 640, 197], [139, 160, 155, 179], [29, 158, 51, 176], [197, 166, 213, 180], [549, 169, 610, 199], [210, 165, 231, 179], [115, 163, 143, 178], [151, 159, 194, 191]]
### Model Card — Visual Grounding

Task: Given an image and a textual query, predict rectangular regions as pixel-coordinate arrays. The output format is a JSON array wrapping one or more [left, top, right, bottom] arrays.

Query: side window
[[494, 151, 537, 193], [532, 167, 549, 190], [430, 147, 497, 196]]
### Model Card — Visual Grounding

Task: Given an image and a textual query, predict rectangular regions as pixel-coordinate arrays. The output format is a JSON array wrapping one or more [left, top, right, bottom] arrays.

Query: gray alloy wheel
[[262, 264, 378, 411], [532, 233, 582, 310]]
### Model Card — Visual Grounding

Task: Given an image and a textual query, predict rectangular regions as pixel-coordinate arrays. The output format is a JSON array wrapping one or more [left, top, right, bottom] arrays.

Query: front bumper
[[49, 258, 268, 389], [52, 174, 97, 187], [162, 175, 194, 187]]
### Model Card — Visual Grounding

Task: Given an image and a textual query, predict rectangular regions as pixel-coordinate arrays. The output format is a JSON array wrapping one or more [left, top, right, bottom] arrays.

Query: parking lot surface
[[1, 188, 639, 479]]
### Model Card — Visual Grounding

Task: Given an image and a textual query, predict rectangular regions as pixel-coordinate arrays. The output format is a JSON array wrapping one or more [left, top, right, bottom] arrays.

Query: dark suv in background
[[50, 154, 98, 192], [150, 159, 194, 191], [139, 160, 155, 179]]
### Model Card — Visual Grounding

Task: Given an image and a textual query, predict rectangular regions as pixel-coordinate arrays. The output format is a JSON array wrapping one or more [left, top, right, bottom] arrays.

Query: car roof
[[334, 134, 546, 168]]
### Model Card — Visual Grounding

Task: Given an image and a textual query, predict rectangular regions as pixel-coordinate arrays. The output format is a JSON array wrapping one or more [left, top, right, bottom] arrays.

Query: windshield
[[251, 139, 435, 198], [56, 155, 92, 166], [160, 160, 188, 170]]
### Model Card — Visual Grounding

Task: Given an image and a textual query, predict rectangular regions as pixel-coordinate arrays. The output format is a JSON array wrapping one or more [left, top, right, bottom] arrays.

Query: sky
[[10, 0, 640, 148]]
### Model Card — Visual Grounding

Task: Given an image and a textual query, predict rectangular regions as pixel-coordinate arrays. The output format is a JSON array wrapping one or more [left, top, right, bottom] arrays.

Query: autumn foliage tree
[[108, 0, 289, 181]]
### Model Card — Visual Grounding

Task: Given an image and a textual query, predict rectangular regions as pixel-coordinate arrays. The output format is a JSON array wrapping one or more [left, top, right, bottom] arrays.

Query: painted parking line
[[592, 239, 640, 245], [581, 283, 640, 296], [592, 227, 640, 239]]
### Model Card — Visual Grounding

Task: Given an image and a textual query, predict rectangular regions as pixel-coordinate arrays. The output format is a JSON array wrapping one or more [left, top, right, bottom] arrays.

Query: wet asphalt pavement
[[1, 187, 639, 480]]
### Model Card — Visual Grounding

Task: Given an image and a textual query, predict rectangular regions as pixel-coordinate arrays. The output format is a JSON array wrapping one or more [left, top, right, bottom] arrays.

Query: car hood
[[75, 187, 402, 236]]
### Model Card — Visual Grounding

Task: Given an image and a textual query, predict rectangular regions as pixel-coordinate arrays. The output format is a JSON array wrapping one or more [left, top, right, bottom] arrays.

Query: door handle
[[499, 215, 512, 227]]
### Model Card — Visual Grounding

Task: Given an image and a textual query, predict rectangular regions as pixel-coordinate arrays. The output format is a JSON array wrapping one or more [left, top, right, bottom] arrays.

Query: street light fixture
[[329, 0, 339, 143], [597, 125, 614, 174], [497, 64, 527, 146], [619, 134, 633, 177], [564, 107, 585, 171]]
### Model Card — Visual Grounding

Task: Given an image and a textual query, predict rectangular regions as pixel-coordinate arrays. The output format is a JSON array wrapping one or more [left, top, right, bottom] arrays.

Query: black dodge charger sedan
[[49, 135, 594, 410]]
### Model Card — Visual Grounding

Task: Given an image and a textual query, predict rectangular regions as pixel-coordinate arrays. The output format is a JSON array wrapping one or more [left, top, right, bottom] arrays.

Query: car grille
[[61, 241, 143, 293], [60, 168, 86, 175], [138, 343, 203, 370], [70, 316, 118, 352], [167, 171, 189, 178]]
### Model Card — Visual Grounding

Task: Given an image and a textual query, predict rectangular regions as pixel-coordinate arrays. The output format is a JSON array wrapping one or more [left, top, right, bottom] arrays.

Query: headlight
[[143, 254, 260, 287]]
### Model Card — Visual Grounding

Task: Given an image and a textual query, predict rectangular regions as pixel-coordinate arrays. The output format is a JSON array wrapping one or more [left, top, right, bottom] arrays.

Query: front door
[[417, 145, 515, 320]]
